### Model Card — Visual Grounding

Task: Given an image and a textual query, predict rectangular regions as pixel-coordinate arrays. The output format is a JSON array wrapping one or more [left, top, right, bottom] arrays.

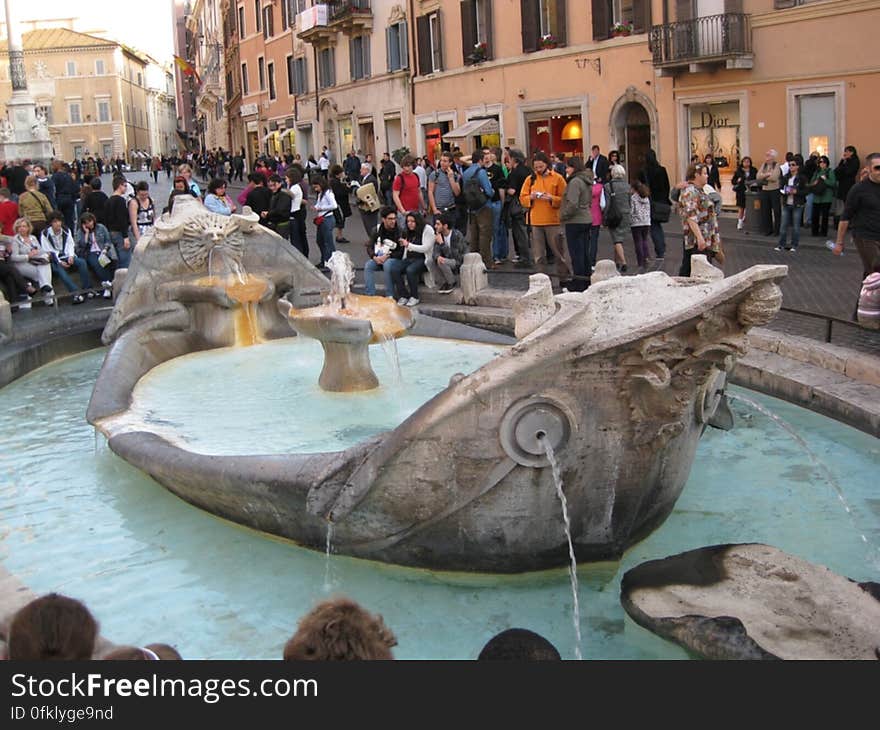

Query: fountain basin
[[2, 354, 876, 659]]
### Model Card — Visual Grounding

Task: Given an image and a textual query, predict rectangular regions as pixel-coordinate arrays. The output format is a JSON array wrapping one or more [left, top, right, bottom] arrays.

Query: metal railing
[[650, 13, 751, 66], [328, 0, 371, 22]]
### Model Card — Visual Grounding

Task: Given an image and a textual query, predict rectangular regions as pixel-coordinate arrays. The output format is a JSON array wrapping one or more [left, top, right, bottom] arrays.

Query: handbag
[[332, 208, 344, 227], [810, 176, 828, 195], [313, 215, 325, 226], [651, 200, 671, 223]]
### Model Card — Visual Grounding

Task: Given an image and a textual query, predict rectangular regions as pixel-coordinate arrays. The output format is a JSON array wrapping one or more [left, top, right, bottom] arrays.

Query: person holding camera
[[776, 159, 808, 252]]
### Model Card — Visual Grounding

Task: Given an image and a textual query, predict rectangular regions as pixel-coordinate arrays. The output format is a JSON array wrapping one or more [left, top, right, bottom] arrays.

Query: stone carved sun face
[[179, 212, 244, 272]]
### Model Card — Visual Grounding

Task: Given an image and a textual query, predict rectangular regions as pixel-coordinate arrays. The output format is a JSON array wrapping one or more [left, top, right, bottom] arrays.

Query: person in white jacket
[[392, 211, 435, 306], [40, 211, 93, 304], [8, 217, 54, 303]]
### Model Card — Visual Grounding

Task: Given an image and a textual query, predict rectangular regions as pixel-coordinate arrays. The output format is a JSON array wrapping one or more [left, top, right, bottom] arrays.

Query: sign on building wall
[[688, 101, 740, 206]]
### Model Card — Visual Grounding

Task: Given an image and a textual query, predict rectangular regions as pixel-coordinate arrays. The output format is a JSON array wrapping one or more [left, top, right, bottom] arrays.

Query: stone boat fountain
[[87, 195, 787, 573]]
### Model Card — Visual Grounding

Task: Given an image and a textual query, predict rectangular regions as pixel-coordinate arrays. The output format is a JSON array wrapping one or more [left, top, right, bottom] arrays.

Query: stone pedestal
[[0, 92, 54, 161], [460, 252, 489, 305], [513, 273, 555, 340]]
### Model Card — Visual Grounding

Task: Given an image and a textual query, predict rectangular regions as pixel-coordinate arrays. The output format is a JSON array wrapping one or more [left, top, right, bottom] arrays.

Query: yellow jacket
[[519, 170, 567, 226]]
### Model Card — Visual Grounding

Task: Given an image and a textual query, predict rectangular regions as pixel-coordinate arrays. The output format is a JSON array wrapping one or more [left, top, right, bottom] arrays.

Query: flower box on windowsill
[[611, 22, 633, 38], [539, 34, 559, 50]]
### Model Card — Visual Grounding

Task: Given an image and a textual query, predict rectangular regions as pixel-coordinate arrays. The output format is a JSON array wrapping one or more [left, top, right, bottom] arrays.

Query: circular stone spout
[[286, 293, 414, 392]]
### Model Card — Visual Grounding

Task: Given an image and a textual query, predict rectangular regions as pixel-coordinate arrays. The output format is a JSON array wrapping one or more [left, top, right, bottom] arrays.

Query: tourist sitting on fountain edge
[[392, 211, 434, 306], [364, 206, 404, 298], [427, 212, 467, 294]]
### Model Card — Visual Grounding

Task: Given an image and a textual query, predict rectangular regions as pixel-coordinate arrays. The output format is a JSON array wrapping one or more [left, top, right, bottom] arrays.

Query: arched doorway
[[609, 88, 658, 181]]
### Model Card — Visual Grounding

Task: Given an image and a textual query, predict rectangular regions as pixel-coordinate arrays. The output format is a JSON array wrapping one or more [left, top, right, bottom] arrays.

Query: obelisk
[[1, 0, 53, 160]]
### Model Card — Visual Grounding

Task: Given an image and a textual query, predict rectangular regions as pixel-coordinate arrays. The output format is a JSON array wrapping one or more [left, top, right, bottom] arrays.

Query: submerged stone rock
[[621, 543, 880, 660]]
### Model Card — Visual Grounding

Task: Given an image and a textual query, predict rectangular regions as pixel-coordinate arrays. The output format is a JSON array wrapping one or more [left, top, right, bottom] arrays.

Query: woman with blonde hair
[[18, 175, 54, 237], [7, 216, 55, 303]]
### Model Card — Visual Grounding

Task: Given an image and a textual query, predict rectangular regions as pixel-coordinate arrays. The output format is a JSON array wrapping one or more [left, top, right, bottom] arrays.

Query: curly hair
[[283, 597, 397, 661]]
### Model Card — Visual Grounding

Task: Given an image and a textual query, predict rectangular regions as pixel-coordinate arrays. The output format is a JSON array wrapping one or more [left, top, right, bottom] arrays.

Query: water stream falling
[[379, 334, 403, 386], [539, 435, 583, 661], [727, 392, 879, 563], [326, 251, 355, 312], [323, 521, 334, 593]]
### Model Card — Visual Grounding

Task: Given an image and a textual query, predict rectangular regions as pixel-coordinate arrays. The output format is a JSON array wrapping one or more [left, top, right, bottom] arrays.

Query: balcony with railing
[[329, 0, 372, 35], [297, 5, 338, 46], [649, 13, 753, 76]]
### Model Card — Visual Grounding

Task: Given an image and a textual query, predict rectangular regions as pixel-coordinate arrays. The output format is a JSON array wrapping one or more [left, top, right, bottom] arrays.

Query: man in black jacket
[[588, 145, 609, 184], [245, 172, 272, 219], [51, 162, 79, 231]]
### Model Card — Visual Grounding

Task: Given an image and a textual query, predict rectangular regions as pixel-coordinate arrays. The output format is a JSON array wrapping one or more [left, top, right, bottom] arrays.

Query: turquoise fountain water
[[1, 347, 877, 659]]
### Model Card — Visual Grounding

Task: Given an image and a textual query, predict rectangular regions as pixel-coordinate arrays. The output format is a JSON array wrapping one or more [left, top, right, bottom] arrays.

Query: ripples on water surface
[[0, 347, 877, 659]]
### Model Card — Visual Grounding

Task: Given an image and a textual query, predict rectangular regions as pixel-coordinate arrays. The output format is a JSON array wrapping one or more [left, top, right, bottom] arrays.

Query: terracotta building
[[0, 27, 160, 162], [188, 0, 230, 152], [228, 0, 413, 167]]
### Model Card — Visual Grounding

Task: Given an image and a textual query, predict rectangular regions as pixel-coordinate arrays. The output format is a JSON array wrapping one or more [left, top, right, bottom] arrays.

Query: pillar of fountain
[[0, 0, 54, 161]]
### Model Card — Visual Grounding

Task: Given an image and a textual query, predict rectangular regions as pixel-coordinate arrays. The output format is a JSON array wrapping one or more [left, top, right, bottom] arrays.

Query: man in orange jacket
[[519, 152, 571, 282]]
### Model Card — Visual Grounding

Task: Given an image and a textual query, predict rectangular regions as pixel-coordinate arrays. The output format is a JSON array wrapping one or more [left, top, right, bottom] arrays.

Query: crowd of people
[[0, 158, 160, 308], [0, 592, 561, 661], [3, 139, 878, 329]]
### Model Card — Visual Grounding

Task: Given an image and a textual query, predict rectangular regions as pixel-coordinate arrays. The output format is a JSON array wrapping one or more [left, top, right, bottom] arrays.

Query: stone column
[[0, 0, 54, 160], [4, 0, 27, 94]]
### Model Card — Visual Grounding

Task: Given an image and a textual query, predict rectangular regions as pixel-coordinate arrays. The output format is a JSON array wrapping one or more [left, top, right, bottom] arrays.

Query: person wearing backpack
[[559, 157, 592, 291], [391, 155, 424, 228], [519, 152, 569, 279], [461, 149, 495, 267]]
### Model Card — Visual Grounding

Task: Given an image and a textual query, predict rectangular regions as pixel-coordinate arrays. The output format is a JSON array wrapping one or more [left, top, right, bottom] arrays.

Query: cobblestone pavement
[[95, 169, 878, 356]]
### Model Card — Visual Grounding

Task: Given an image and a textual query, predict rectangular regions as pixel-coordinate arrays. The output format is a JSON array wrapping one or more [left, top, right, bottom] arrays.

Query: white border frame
[[786, 82, 845, 162]]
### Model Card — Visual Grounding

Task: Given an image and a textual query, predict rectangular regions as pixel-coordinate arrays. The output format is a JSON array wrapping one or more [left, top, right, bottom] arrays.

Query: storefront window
[[527, 113, 583, 158], [688, 101, 740, 205]]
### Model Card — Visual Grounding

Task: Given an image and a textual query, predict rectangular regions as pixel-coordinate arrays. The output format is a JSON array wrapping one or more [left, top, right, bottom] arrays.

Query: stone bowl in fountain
[[86, 198, 789, 573], [279, 252, 414, 392]]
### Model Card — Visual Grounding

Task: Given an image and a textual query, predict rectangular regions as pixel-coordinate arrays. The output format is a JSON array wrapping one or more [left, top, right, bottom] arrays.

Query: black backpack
[[463, 173, 488, 211], [603, 183, 623, 229]]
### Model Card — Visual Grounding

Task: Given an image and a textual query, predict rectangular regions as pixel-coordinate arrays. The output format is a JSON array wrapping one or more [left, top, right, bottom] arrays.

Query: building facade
[[187, 0, 230, 152], [0, 28, 154, 162], [657, 0, 880, 204], [145, 62, 180, 158], [229, 0, 412, 168], [173, 0, 200, 151], [408, 0, 877, 205]]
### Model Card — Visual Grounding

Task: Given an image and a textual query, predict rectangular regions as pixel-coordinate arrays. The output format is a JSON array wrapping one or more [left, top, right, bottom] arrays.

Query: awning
[[260, 130, 280, 144], [444, 118, 499, 139]]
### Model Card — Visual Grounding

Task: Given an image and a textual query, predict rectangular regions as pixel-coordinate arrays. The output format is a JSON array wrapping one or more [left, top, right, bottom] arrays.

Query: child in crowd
[[630, 180, 652, 272]]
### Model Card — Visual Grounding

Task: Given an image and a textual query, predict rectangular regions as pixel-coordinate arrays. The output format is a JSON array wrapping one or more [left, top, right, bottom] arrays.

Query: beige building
[[409, 0, 878, 204], [230, 1, 412, 167], [188, 0, 230, 152], [0, 27, 154, 162]]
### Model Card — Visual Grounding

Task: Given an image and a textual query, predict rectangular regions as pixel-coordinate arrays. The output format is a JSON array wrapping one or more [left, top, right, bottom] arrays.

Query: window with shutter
[[675, 0, 693, 21], [429, 12, 443, 72], [521, 0, 539, 52], [592, 0, 610, 40], [632, 0, 651, 33], [774, 0, 799, 7], [461, 0, 476, 65], [387, 21, 408, 72], [554, 0, 567, 45], [417, 15, 432, 74]]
